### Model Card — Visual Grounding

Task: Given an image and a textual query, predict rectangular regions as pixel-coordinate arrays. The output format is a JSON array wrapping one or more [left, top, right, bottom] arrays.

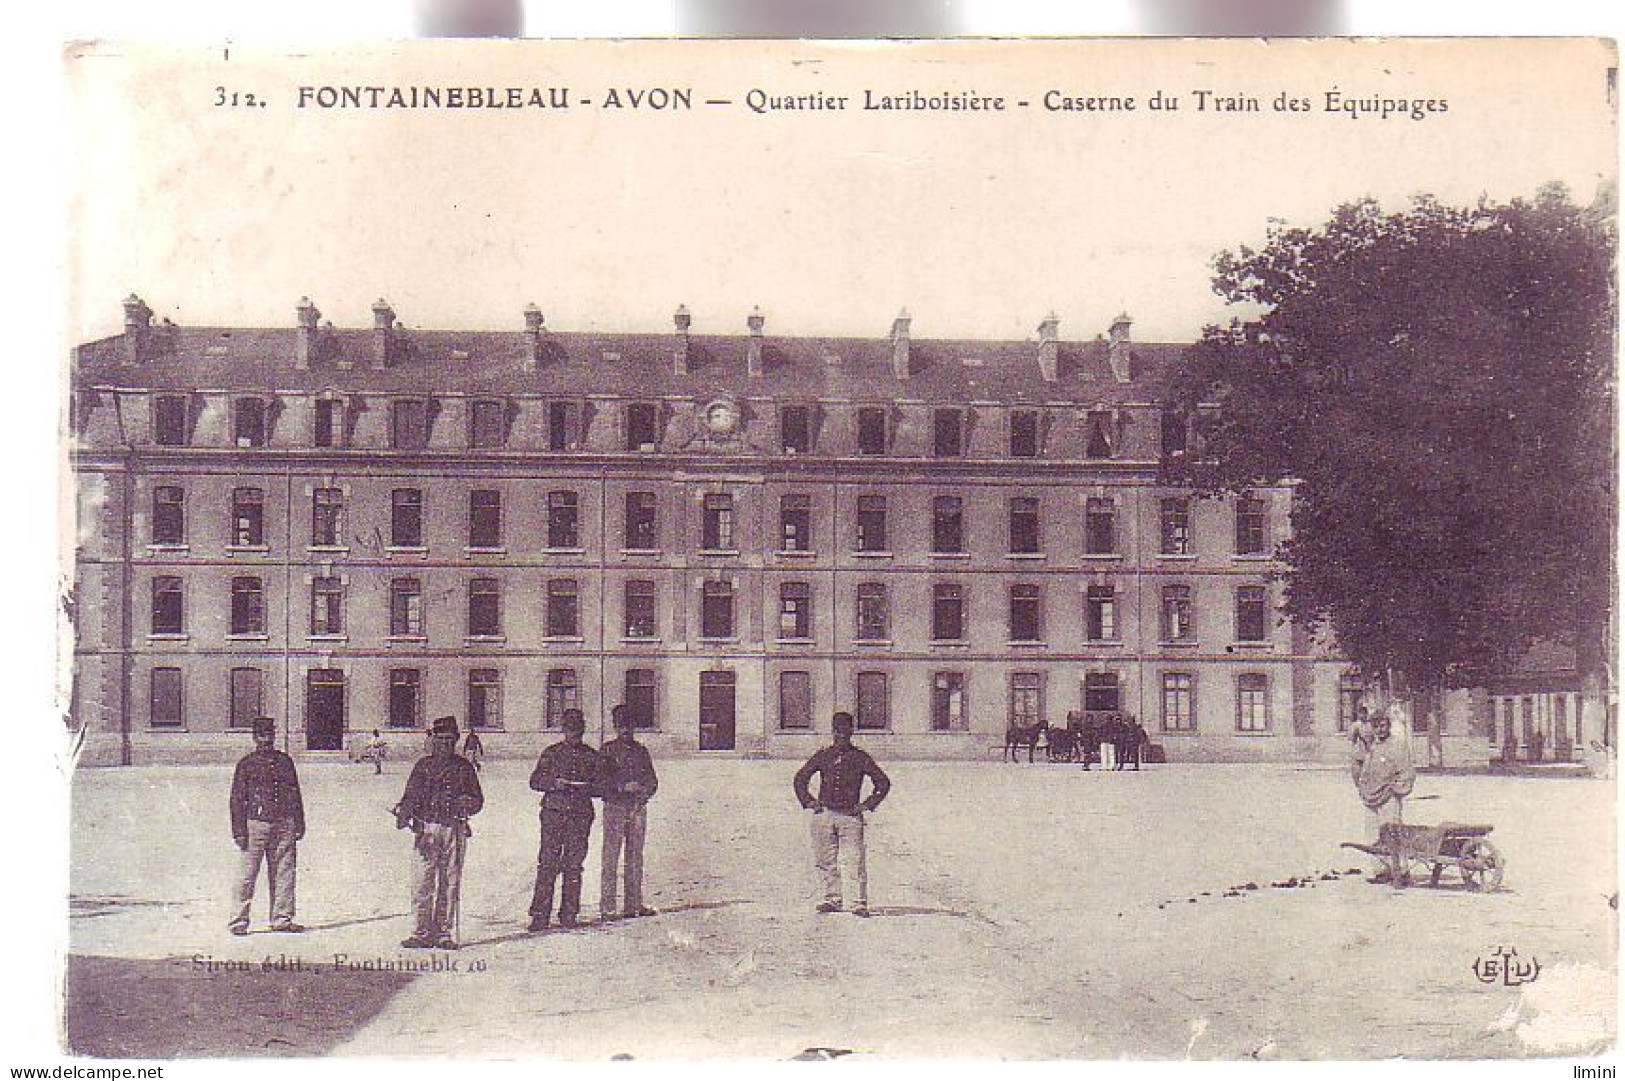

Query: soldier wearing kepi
[[394, 715, 484, 950], [228, 717, 306, 935], [793, 711, 891, 917], [528, 708, 603, 932], [599, 704, 660, 921]]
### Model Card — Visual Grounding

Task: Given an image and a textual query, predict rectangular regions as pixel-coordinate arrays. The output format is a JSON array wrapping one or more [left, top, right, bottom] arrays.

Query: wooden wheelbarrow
[[1341, 822, 1505, 890]]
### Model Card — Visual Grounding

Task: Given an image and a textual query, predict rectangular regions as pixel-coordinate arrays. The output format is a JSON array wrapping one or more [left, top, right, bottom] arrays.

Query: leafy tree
[[1167, 186, 1615, 707]]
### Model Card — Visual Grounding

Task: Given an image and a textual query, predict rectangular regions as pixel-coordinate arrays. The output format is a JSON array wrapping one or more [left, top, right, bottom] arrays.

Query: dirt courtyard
[[67, 757, 1615, 1060]]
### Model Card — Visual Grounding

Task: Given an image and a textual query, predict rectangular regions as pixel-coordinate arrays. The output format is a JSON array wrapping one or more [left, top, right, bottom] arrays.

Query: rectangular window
[[1160, 497, 1191, 555], [1009, 584, 1043, 642], [469, 399, 507, 448], [468, 490, 502, 549], [933, 408, 964, 457], [153, 395, 188, 446], [314, 398, 341, 448], [234, 398, 267, 447], [931, 671, 968, 731], [310, 576, 344, 636], [856, 407, 887, 455], [1010, 673, 1043, 728], [1162, 672, 1195, 732], [780, 405, 812, 454], [856, 671, 889, 730], [1009, 496, 1041, 554], [468, 668, 502, 730], [701, 580, 735, 639], [546, 579, 579, 638], [312, 487, 345, 547], [702, 493, 736, 551], [1085, 672, 1122, 713], [625, 668, 657, 730], [151, 576, 183, 635], [1085, 498, 1116, 555], [468, 578, 501, 637], [1085, 411, 1114, 459], [932, 496, 965, 554], [391, 399, 428, 450], [1009, 410, 1040, 458], [1236, 585, 1268, 642], [547, 400, 575, 451], [151, 668, 183, 727], [779, 582, 812, 640], [1236, 674, 1270, 732], [544, 668, 580, 729], [1235, 495, 1267, 556], [855, 583, 889, 641], [152, 486, 184, 545], [1337, 674, 1366, 733], [391, 489, 424, 548], [230, 667, 263, 729], [624, 492, 658, 550], [624, 580, 657, 638], [389, 578, 423, 637], [1086, 584, 1117, 641], [932, 583, 965, 641], [778, 671, 813, 730], [230, 576, 265, 635], [626, 401, 660, 451], [1161, 408, 1188, 456], [547, 490, 581, 549], [780, 495, 812, 552], [231, 487, 265, 547], [388, 668, 422, 729], [856, 495, 887, 552], [1161, 584, 1194, 642]]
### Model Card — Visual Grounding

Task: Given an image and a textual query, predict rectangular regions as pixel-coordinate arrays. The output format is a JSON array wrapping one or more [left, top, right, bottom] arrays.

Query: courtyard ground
[[66, 759, 1616, 1060]]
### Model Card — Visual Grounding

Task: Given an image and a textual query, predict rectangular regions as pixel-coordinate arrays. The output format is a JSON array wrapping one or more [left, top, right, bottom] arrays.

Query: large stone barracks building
[[69, 295, 1371, 764]]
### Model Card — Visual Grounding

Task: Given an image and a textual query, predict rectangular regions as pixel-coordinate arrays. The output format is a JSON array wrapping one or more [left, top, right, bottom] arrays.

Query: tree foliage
[[1167, 186, 1615, 692]]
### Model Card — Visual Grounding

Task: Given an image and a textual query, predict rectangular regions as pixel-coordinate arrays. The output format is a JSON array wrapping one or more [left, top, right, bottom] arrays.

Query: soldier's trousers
[[810, 810, 868, 909], [411, 822, 468, 941], [530, 809, 592, 922], [232, 817, 298, 931], [600, 801, 648, 916]]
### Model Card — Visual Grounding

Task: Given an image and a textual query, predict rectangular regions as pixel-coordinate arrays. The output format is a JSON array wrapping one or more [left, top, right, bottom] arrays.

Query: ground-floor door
[[699, 671, 736, 751], [306, 669, 346, 751]]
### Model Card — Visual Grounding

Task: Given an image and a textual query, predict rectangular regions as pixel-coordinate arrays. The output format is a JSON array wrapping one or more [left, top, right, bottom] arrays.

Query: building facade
[[71, 295, 1367, 764]]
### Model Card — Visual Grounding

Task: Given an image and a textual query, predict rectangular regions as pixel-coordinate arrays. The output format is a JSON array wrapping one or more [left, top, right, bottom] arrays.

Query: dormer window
[[314, 398, 343, 448], [469, 399, 506, 448], [781, 405, 812, 454], [547, 400, 577, 451], [153, 395, 188, 446], [626, 401, 660, 451], [1161, 408, 1189, 456], [933, 408, 964, 457], [391, 399, 428, 450], [1010, 410, 1040, 458], [1085, 410, 1115, 460], [233, 398, 266, 448], [856, 407, 888, 455]]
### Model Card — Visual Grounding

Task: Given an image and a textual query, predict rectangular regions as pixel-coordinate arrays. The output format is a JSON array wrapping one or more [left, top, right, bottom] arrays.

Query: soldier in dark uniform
[[394, 715, 484, 950], [527, 708, 604, 932], [228, 717, 306, 935]]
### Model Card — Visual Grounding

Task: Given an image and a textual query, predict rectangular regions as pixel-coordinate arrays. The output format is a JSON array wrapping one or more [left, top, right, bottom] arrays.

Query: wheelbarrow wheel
[[1458, 839, 1505, 891]]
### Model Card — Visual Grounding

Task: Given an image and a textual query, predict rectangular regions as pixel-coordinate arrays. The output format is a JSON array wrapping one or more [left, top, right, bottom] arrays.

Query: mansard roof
[[75, 324, 1189, 405]]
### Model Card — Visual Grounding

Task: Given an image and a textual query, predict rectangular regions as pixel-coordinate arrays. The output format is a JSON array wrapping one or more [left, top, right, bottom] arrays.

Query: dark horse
[[1004, 721, 1048, 763], [1047, 713, 1083, 762]]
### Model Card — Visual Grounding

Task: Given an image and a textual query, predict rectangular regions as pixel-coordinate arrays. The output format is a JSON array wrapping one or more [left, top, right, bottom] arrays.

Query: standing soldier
[[793, 711, 891, 917], [395, 715, 484, 949], [1352, 707, 1416, 883], [528, 708, 603, 932], [229, 717, 306, 936], [599, 704, 659, 921]]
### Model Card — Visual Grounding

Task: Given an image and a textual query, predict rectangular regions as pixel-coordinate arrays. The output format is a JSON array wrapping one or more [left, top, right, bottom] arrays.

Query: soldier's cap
[[431, 716, 460, 738], [251, 717, 275, 738]]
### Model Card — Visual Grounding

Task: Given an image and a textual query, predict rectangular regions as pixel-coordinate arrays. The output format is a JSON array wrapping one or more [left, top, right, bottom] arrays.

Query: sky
[[63, 38, 1616, 346]]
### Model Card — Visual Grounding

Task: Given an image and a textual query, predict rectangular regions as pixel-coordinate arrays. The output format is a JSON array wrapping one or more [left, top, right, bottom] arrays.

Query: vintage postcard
[[57, 37, 1616, 1064]]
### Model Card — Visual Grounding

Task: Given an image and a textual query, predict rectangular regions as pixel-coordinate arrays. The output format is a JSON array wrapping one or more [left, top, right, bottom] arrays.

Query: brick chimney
[[522, 303, 546, 372], [1037, 312, 1060, 382], [890, 309, 911, 380], [122, 294, 152, 365], [1107, 312, 1132, 383], [746, 306, 765, 377], [673, 304, 692, 374], [370, 298, 395, 369], [295, 297, 321, 369]]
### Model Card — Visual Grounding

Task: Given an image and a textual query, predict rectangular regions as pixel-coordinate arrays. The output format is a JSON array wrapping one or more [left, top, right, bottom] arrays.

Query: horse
[[1046, 726, 1079, 762], [1004, 721, 1048, 763]]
